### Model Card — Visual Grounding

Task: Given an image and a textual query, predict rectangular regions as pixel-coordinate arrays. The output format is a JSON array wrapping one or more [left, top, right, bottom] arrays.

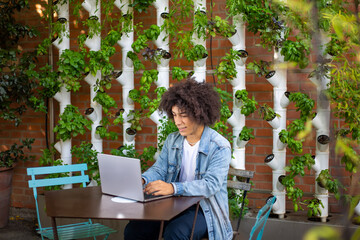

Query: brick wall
[[1, 0, 351, 214]]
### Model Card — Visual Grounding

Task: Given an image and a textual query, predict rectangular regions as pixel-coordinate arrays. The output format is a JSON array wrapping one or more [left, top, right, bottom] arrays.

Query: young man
[[124, 79, 233, 240]]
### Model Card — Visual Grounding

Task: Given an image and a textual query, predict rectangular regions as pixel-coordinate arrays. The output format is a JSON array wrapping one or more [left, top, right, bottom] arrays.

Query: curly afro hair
[[159, 78, 221, 126]]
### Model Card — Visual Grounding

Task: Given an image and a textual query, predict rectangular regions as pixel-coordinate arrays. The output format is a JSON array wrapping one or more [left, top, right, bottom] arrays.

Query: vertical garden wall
[[1, 0, 359, 225]]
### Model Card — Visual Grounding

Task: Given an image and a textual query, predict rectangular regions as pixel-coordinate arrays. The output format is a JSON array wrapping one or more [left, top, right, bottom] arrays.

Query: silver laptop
[[98, 153, 172, 202]]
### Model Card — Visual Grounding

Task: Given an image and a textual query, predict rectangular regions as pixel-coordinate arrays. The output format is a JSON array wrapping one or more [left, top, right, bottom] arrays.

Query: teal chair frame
[[27, 163, 117, 240], [249, 196, 276, 240]]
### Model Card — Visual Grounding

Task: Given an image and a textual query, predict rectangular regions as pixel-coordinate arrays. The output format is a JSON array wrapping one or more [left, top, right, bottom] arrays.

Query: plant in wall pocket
[[259, 103, 279, 121], [247, 60, 275, 79], [53, 104, 92, 141], [208, 16, 236, 38], [184, 44, 208, 62], [237, 126, 254, 148], [235, 89, 258, 116], [215, 49, 241, 82], [0, 138, 35, 227]]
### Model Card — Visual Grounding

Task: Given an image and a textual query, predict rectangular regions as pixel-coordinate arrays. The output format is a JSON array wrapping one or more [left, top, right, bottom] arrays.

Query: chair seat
[[38, 222, 117, 240]]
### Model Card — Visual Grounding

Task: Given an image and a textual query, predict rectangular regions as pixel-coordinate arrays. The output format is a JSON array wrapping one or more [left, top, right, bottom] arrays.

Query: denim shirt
[[142, 126, 233, 240]]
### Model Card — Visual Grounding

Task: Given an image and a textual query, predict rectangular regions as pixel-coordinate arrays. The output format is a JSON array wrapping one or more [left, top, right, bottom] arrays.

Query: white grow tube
[[115, 0, 135, 147], [264, 50, 288, 218], [192, 0, 206, 82], [52, 1, 72, 188], [82, 0, 102, 156]]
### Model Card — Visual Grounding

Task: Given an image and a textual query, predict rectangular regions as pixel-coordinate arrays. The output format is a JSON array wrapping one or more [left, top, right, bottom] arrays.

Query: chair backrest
[[249, 196, 276, 240], [27, 164, 89, 231], [227, 168, 254, 239]]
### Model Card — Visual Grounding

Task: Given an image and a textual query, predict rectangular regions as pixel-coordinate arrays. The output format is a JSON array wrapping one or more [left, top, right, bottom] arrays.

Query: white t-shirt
[[179, 140, 199, 182]]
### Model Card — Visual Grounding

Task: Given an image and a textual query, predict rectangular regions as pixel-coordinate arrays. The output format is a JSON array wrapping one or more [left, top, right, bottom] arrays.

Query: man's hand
[[144, 180, 174, 196]]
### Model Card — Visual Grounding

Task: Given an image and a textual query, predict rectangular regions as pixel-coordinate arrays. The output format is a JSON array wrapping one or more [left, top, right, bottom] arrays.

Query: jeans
[[124, 205, 208, 240]]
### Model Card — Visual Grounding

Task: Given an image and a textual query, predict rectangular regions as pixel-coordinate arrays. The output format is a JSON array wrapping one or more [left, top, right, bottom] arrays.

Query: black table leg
[[158, 220, 164, 240], [51, 217, 59, 240], [190, 201, 200, 240]]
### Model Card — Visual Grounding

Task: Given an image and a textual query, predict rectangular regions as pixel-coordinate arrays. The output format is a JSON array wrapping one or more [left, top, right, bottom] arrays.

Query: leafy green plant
[[93, 91, 117, 114], [247, 60, 273, 78], [193, 9, 208, 40], [144, 25, 161, 41], [71, 142, 100, 185], [87, 45, 116, 77], [259, 103, 277, 121], [235, 89, 258, 116], [129, 0, 156, 13], [127, 51, 145, 72], [158, 117, 178, 151], [281, 39, 310, 69], [132, 34, 148, 53], [171, 67, 188, 81], [208, 16, 236, 38], [215, 49, 241, 82], [140, 69, 159, 93], [57, 49, 86, 92], [279, 129, 304, 153], [228, 188, 249, 219], [239, 126, 255, 141], [288, 92, 315, 120], [0, 138, 35, 168], [184, 44, 208, 62], [316, 169, 342, 200], [53, 105, 92, 141]]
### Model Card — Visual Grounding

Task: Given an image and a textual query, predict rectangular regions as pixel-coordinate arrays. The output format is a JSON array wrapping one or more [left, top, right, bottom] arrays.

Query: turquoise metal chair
[[249, 196, 276, 240], [27, 163, 117, 240]]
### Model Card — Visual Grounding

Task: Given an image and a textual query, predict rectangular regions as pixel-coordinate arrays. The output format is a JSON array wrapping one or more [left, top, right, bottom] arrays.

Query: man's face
[[171, 105, 202, 137]]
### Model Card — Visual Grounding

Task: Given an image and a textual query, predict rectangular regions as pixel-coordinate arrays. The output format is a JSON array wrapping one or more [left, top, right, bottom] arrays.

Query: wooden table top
[[45, 186, 204, 221]]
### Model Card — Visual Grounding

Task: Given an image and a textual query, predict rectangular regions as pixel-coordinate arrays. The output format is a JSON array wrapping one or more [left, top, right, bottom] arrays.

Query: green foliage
[[288, 92, 315, 120], [38, 147, 68, 191], [171, 67, 188, 81], [132, 34, 148, 53], [0, 138, 35, 168], [235, 89, 258, 116], [127, 51, 145, 72], [304, 198, 324, 218], [57, 49, 86, 92], [158, 117, 178, 151], [87, 45, 116, 76], [316, 169, 342, 200], [193, 10, 208, 40], [140, 69, 159, 93], [93, 91, 117, 114], [144, 25, 161, 41], [239, 126, 254, 141], [129, 0, 156, 13], [208, 16, 236, 38], [247, 60, 272, 77], [259, 103, 277, 121], [228, 188, 249, 219], [281, 39, 310, 69], [71, 142, 100, 185], [215, 49, 241, 82], [184, 44, 208, 62], [53, 105, 92, 141], [279, 129, 304, 153]]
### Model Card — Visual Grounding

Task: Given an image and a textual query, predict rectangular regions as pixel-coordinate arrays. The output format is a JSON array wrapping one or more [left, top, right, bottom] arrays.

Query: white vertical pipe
[[192, 0, 206, 82], [264, 48, 288, 218], [52, 1, 71, 189], [227, 14, 247, 170], [115, 0, 135, 146], [82, 0, 102, 155], [355, 202, 360, 216], [311, 34, 331, 221]]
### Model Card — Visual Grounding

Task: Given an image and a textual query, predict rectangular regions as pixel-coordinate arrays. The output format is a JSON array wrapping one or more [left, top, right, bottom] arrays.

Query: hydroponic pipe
[[355, 202, 360, 216], [192, 0, 206, 82], [115, 0, 135, 147], [82, 0, 102, 154], [312, 79, 331, 223], [52, 2, 70, 52], [265, 50, 288, 218]]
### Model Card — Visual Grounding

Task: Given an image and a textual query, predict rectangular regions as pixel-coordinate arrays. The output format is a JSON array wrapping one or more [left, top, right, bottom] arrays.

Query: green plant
[[71, 142, 100, 185], [184, 44, 208, 62], [215, 49, 241, 82], [239, 126, 254, 141], [143, 25, 161, 41], [281, 39, 310, 69], [171, 67, 188, 81], [93, 91, 117, 114], [53, 105, 92, 141], [279, 129, 304, 153], [38, 147, 67, 191], [247, 60, 273, 78], [228, 188, 249, 219], [0, 0, 39, 126], [235, 90, 258, 116], [129, 0, 156, 13], [208, 16, 236, 38], [127, 51, 145, 72], [316, 169, 342, 200], [259, 103, 277, 121], [288, 92, 315, 120], [132, 34, 148, 53], [193, 9, 208, 40], [0, 139, 35, 168], [158, 117, 178, 151], [57, 49, 86, 92], [140, 69, 159, 93]]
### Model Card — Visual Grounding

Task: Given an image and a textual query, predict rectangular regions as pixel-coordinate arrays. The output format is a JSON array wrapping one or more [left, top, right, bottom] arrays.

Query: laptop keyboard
[[144, 193, 163, 200]]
